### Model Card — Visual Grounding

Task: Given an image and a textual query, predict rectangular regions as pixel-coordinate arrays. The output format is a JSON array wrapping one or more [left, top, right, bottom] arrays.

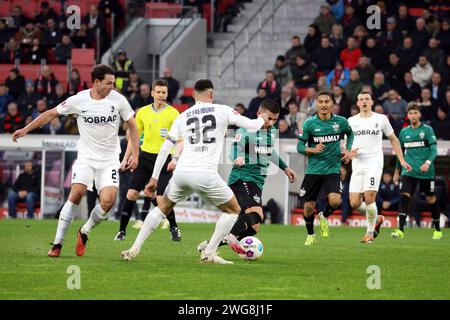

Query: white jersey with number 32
[[167, 102, 264, 172], [348, 112, 393, 169]]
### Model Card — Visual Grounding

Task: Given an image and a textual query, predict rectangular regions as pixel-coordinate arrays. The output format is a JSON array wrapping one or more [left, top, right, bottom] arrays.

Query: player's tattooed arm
[[12, 108, 59, 142]]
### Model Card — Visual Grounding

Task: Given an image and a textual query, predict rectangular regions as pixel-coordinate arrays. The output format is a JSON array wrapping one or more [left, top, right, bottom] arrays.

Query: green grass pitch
[[0, 219, 449, 300]]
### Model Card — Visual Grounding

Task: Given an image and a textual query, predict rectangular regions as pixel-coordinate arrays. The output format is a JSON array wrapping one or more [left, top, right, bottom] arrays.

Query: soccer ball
[[239, 236, 263, 260]]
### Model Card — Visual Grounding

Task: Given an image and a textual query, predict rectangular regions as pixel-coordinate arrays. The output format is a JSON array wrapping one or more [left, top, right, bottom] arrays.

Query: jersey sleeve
[[225, 106, 264, 130], [344, 119, 354, 151], [296, 120, 310, 154], [56, 95, 79, 115], [166, 115, 183, 143], [426, 126, 437, 162], [270, 148, 288, 170], [395, 130, 404, 170], [135, 108, 144, 136], [230, 128, 248, 162], [382, 115, 394, 137], [119, 95, 135, 122]]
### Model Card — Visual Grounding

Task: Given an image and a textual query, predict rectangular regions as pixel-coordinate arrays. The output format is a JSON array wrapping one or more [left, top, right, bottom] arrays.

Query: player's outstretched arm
[[12, 108, 59, 142], [167, 139, 184, 172], [388, 133, 411, 172], [233, 113, 266, 131]]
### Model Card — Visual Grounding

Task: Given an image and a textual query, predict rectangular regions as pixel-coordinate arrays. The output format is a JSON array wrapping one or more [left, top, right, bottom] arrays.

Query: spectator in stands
[[379, 17, 402, 54], [395, 3, 415, 37], [285, 35, 308, 68], [71, 24, 93, 49], [383, 53, 406, 90], [433, 105, 450, 140], [376, 171, 401, 212], [299, 87, 317, 118], [11, 5, 29, 30], [0, 19, 14, 46], [257, 70, 281, 102], [426, 72, 446, 104], [17, 80, 41, 116], [411, 55, 434, 88], [314, 3, 336, 35], [273, 55, 289, 88], [55, 34, 74, 64], [340, 36, 362, 70], [411, 18, 431, 53], [312, 35, 339, 75], [363, 37, 387, 70], [317, 75, 328, 92], [383, 88, 407, 133], [284, 100, 304, 136], [34, 1, 58, 29], [228, 103, 248, 131], [290, 55, 316, 89], [131, 83, 152, 110], [35, 65, 59, 99], [332, 85, 352, 118], [344, 69, 363, 103], [374, 104, 384, 114], [83, 4, 107, 38], [372, 72, 390, 104], [0, 83, 13, 118], [422, 9, 440, 36], [279, 85, 296, 117], [28, 37, 47, 64], [99, 0, 124, 37], [41, 18, 62, 50], [424, 38, 445, 70], [63, 115, 78, 135], [441, 55, 450, 84], [355, 56, 376, 85], [395, 37, 418, 71], [67, 69, 88, 97], [327, 0, 344, 22], [247, 88, 267, 119], [17, 22, 41, 48], [29, 99, 50, 134], [49, 116, 66, 135], [436, 18, 450, 53], [122, 70, 143, 101], [326, 59, 349, 88], [278, 119, 296, 139], [418, 88, 437, 125], [161, 68, 180, 103], [5, 68, 25, 100], [342, 5, 361, 37], [303, 24, 321, 55], [0, 37, 21, 63], [329, 23, 345, 52], [398, 71, 421, 103], [0, 102, 23, 133], [352, 25, 368, 49], [8, 160, 40, 219], [48, 83, 67, 107]]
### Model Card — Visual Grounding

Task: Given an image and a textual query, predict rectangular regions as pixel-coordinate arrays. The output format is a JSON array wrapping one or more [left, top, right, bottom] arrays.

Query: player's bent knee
[[100, 201, 114, 213], [426, 196, 436, 204], [350, 199, 362, 209], [127, 189, 140, 201], [304, 202, 315, 216]]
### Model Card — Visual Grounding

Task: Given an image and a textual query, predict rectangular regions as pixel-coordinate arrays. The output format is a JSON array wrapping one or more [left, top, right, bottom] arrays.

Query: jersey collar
[[150, 103, 168, 113]]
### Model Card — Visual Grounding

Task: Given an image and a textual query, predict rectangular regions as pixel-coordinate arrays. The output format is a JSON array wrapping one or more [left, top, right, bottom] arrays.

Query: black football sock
[[322, 202, 336, 218], [140, 197, 152, 221], [398, 194, 410, 232], [431, 202, 441, 232], [304, 214, 315, 235], [119, 198, 136, 233], [230, 212, 262, 237], [166, 209, 178, 228], [237, 226, 257, 241]]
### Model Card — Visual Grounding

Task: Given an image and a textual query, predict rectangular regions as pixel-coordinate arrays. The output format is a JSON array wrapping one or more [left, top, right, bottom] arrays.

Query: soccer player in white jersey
[[12, 65, 140, 257], [348, 92, 411, 243], [121, 79, 270, 264]]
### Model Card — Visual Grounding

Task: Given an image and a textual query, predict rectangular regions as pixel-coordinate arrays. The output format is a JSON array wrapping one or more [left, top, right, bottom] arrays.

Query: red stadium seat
[[0, 0, 11, 17], [172, 103, 189, 113], [183, 87, 194, 97], [48, 64, 69, 86], [46, 48, 56, 64], [11, 0, 37, 19], [296, 88, 308, 99], [0, 64, 15, 78], [408, 8, 424, 17], [73, 65, 92, 86], [17, 64, 40, 81], [202, 3, 212, 32], [218, 0, 236, 13], [71, 48, 95, 66], [145, 2, 182, 18]]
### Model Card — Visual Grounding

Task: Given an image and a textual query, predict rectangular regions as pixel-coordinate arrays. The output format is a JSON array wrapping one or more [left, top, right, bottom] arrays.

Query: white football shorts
[[71, 158, 120, 191]]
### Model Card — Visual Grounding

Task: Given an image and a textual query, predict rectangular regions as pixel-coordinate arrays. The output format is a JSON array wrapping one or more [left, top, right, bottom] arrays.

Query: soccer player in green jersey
[[297, 91, 356, 245], [392, 102, 442, 240], [196, 99, 297, 255]]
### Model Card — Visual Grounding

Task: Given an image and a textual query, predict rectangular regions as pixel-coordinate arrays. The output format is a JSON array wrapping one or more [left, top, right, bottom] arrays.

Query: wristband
[[425, 160, 431, 165]]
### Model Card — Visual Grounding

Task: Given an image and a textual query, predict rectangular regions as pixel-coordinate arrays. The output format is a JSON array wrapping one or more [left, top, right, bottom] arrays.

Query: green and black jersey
[[396, 123, 437, 179], [297, 114, 354, 175], [228, 127, 287, 190]]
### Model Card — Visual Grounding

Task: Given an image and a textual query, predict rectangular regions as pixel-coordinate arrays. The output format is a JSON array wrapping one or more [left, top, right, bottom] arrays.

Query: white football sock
[[54, 201, 78, 245], [204, 213, 238, 257], [366, 202, 378, 234], [130, 207, 165, 252], [81, 204, 108, 235], [356, 202, 367, 215]]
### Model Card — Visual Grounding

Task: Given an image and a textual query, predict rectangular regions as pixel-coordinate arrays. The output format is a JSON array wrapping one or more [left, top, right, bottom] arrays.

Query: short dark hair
[[276, 55, 285, 62], [152, 79, 168, 90], [260, 99, 280, 114], [9, 68, 19, 75], [292, 35, 300, 40], [317, 90, 333, 100], [194, 79, 214, 92], [91, 64, 115, 82], [235, 103, 246, 109], [407, 101, 421, 112]]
